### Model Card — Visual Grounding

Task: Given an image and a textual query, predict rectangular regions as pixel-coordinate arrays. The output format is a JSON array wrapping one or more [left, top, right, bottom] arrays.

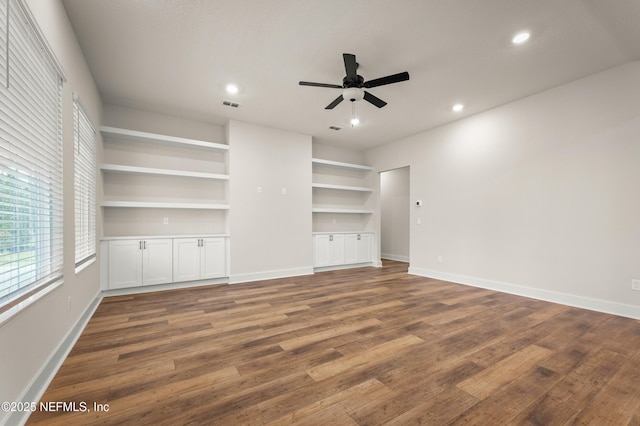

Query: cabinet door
[[344, 234, 359, 264], [201, 237, 226, 279], [173, 238, 200, 283], [313, 235, 331, 267], [329, 234, 345, 265], [143, 239, 173, 286], [356, 234, 372, 263], [108, 240, 142, 289]]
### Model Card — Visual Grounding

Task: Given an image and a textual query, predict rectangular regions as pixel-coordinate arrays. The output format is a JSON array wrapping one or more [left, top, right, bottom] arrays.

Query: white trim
[[229, 267, 314, 284], [101, 201, 230, 209], [102, 277, 229, 297], [408, 267, 640, 320], [313, 263, 375, 273], [10, 291, 102, 426], [381, 253, 410, 262], [312, 208, 373, 214]]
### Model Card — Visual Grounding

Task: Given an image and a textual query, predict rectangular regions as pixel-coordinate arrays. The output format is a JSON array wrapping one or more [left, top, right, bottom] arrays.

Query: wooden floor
[[28, 260, 640, 425]]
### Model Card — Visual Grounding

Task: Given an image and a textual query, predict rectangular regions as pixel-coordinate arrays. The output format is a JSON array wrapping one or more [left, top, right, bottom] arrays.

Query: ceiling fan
[[299, 53, 410, 110]]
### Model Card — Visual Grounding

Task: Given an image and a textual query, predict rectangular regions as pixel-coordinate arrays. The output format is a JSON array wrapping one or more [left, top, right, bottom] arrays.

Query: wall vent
[[223, 100, 239, 108], [329, 126, 342, 131]]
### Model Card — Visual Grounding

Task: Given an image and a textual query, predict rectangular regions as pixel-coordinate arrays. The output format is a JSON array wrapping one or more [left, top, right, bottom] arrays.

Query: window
[[0, 0, 65, 311], [73, 94, 96, 270]]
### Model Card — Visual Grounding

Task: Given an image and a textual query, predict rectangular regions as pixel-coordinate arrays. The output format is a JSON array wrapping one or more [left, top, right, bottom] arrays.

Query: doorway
[[379, 166, 410, 263]]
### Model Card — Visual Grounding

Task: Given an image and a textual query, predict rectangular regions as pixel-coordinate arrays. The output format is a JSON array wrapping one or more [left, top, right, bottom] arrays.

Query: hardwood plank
[[457, 344, 553, 399]]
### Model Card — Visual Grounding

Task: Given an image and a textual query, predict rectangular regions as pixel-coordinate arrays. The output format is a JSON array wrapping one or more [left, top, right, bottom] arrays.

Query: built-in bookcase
[[311, 157, 375, 233], [100, 126, 229, 237]]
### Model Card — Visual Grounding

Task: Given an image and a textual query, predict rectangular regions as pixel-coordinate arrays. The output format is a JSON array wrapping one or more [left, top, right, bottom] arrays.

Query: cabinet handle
[[139, 241, 143, 250], [143, 241, 147, 250], [198, 239, 202, 247], [357, 234, 361, 240], [329, 235, 333, 242]]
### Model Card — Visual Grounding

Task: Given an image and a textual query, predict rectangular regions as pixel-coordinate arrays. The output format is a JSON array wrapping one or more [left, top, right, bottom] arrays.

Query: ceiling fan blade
[[363, 91, 387, 108], [343, 53, 358, 81], [325, 95, 344, 109], [363, 71, 410, 88], [299, 81, 343, 89]]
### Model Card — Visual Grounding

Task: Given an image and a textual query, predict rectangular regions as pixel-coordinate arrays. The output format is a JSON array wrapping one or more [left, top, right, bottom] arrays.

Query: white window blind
[[73, 94, 96, 269], [0, 0, 64, 309]]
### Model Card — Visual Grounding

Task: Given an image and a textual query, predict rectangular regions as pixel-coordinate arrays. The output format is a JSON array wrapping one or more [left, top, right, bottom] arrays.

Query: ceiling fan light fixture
[[350, 117, 360, 127], [343, 87, 364, 102]]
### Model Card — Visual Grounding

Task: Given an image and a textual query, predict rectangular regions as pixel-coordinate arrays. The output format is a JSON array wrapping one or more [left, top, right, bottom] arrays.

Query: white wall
[[367, 60, 640, 319], [380, 167, 410, 262], [0, 1, 103, 424], [228, 120, 313, 282]]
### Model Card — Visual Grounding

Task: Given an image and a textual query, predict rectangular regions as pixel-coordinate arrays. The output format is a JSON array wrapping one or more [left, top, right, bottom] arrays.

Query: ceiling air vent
[[222, 100, 239, 108], [329, 126, 341, 131]]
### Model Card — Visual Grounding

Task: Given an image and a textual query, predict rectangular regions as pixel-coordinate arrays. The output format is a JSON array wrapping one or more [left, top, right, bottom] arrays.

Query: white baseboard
[[229, 267, 314, 284], [408, 267, 640, 320], [102, 277, 229, 297], [313, 262, 376, 273], [381, 253, 409, 262], [13, 291, 102, 426]]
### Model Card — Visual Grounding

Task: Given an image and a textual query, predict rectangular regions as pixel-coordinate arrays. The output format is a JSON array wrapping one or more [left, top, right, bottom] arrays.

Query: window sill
[[75, 257, 96, 275]]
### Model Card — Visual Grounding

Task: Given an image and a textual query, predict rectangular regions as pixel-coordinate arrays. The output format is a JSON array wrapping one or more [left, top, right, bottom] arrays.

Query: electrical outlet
[[163, 217, 169, 225], [67, 296, 71, 313], [437, 255, 443, 264], [257, 186, 262, 194], [632, 279, 640, 291], [281, 188, 287, 195], [417, 217, 422, 225]]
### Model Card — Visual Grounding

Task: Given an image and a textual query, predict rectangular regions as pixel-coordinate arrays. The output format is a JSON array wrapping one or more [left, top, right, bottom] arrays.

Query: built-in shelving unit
[[312, 157, 375, 235], [100, 125, 229, 238]]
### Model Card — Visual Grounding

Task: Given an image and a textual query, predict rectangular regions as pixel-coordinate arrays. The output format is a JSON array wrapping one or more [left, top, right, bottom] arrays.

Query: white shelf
[[312, 183, 373, 192], [312, 231, 374, 235], [101, 164, 229, 180], [312, 208, 373, 214], [102, 201, 230, 210], [100, 126, 229, 151], [312, 158, 373, 171]]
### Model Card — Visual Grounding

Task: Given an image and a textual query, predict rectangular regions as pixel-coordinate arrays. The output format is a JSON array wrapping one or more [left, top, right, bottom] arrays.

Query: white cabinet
[[108, 239, 173, 289], [344, 233, 372, 264], [313, 232, 373, 268], [314, 234, 345, 267], [173, 237, 226, 282]]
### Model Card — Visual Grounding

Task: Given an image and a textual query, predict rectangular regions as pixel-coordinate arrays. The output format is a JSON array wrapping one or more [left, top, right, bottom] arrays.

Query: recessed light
[[452, 103, 464, 112], [225, 84, 239, 94], [512, 31, 530, 44]]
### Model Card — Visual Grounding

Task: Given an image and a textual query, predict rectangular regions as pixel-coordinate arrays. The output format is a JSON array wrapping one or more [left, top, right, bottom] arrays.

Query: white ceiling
[[62, 0, 640, 150]]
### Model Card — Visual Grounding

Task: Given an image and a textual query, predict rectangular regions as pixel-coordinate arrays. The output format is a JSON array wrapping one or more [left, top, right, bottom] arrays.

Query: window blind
[[73, 94, 96, 268], [0, 0, 64, 307]]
